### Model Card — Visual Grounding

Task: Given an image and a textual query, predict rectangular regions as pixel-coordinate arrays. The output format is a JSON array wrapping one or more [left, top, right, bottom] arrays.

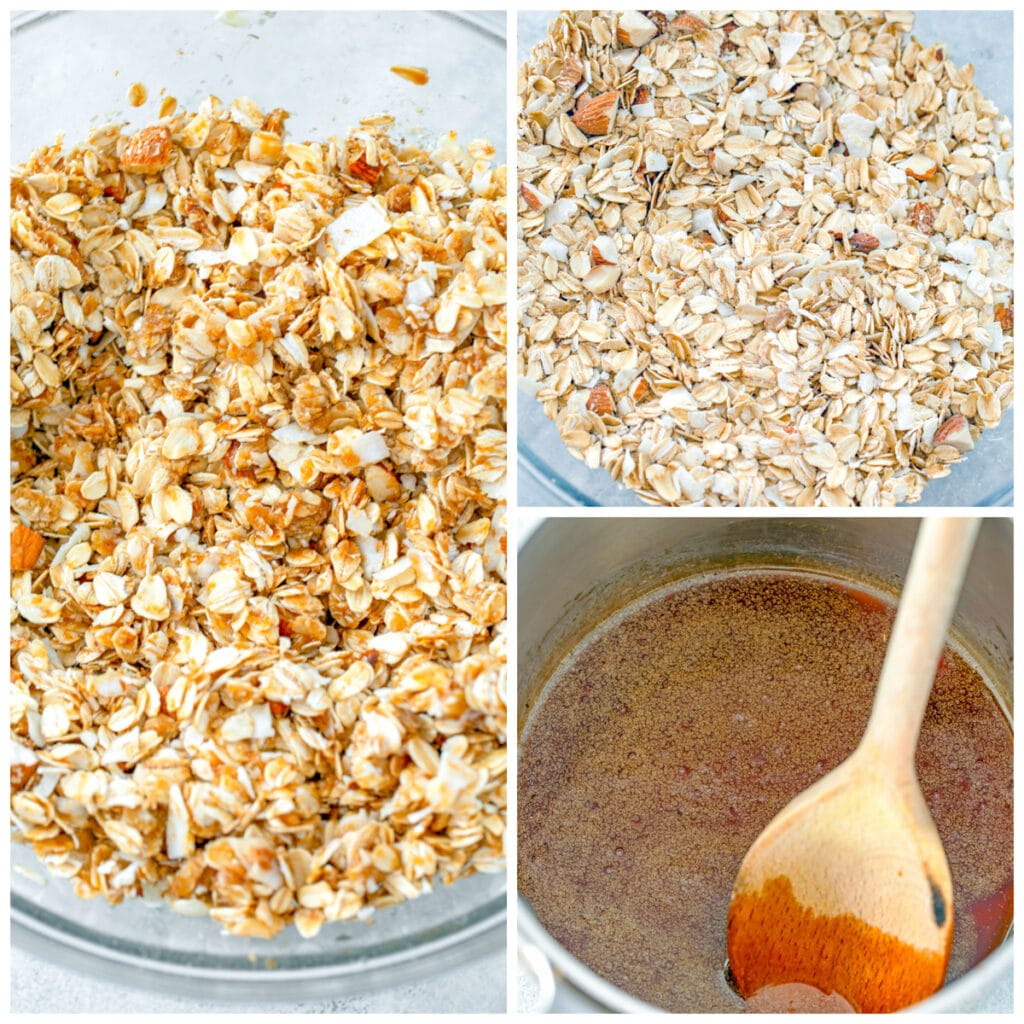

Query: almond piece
[[932, 414, 974, 453], [670, 13, 708, 33], [720, 21, 739, 53], [121, 125, 173, 174], [520, 182, 553, 211], [582, 263, 621, 294], [348, 151, 381, 185], [633, 85, 651, 106], [590, 235, 617, 266], [572, 92, 620, 136], [994, 303, 1013, 331], [11, 524, 46, 571], [616, 11, 658, 47], [904, 153, 938, 181], [630, 377, 651, 402], [555, 54, 585, 93], [390, 65, 429, 86], [850, 232, 880, 253], [587, 383, 615, 416], [647, 11, 670, 33], [909, 201, 934, 235]]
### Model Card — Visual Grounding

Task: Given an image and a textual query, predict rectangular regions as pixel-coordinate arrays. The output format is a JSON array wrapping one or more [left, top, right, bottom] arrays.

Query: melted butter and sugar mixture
[[518, 570, 1013, 1013]]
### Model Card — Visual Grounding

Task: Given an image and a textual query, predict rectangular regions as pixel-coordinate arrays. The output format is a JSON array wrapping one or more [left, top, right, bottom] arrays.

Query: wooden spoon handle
[[861, 517, 980, 772]]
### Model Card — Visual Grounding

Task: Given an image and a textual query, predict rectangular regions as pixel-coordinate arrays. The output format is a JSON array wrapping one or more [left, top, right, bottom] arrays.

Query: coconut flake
[[837, 112, 877, 159], [137, 184, 168, 218], [405, 276, 434, 305], [691, 208, 725, 244], [324, 198, 391, 261], [539, 237, 568, 261], [660, 386, 696, 412], [645, 151, 669, 173], [894, 286, 922, 313], [776, 32, 805, 67]]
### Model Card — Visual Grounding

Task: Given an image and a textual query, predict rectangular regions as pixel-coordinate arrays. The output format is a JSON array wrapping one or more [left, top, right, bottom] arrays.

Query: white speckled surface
[[516, 10, 1014, 508]]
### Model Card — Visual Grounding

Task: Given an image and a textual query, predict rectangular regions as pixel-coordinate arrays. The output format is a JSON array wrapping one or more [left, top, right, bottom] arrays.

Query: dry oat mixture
[[518, 10, 1013, 506], [10, 96, 507, 938]]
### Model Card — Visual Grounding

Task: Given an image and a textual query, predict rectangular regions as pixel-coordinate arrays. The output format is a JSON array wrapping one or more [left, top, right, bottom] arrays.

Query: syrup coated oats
[[518, 11, 1013, 506], [11, 96, 507, 938]]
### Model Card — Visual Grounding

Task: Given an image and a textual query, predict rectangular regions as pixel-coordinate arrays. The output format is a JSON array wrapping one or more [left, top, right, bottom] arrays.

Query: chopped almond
[[573, 92, 620, 136], [850, 232, 880, 253], [587, 383, 615, 416], [11, 524, 45, 571], [670, 13, 708, 33], [932, 414, 974, 453], [904, 153, 938, 181], [120, 125, 173, 174], [348, 151, 382, 185]]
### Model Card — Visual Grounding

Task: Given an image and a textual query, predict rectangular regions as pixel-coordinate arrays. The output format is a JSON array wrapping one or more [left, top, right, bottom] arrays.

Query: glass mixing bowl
[[11, 8, 506, 1000], [516, 10, 1014, 507]]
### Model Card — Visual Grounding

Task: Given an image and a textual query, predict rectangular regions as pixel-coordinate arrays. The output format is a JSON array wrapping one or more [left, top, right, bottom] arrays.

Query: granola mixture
[[518, 11, 1013, 506], [11, 97, 507, 938]]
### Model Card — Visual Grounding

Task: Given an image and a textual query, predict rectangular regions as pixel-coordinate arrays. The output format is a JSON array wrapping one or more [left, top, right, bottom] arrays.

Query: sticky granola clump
[[518, 10, 1013, 506], [10, 96, 507, 938]]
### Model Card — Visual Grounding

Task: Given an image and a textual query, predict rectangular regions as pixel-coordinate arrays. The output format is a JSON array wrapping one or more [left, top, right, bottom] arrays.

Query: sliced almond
[[994, 303, 1013, 331], [903, 153, 938, 181], [616, 11, 658, 47], [582, 263, 621, 294], [389, 65, 429, 86], [630, 377, 651, 402], [572, 92, 620, 136], [932, 414, 974, 453]]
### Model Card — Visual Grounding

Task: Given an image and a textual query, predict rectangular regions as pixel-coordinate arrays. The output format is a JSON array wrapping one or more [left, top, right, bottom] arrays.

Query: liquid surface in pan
[[518, 569, 1013, 1012]]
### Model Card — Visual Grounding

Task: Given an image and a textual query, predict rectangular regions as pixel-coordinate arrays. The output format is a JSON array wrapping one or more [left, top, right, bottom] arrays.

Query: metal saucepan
[[517, 516, 1013, 1013]]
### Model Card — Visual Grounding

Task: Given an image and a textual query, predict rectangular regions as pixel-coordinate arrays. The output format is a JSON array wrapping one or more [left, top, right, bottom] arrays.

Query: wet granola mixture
[[519, 570, 1013, 1011], [11, 98, 507, 938]]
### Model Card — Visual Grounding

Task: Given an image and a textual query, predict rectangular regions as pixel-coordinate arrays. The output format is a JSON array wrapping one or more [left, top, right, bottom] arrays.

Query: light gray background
[[10, 8, 506, 1015], [517, 11, 1014, 507]]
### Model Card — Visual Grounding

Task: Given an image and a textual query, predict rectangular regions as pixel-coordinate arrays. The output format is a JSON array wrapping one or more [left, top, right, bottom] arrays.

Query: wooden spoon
[[726, 517, 981, 1013]]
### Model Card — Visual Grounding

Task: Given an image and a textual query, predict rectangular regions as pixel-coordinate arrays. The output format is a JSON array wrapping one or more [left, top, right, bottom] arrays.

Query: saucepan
[[517, 516, 1013, 1012]]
